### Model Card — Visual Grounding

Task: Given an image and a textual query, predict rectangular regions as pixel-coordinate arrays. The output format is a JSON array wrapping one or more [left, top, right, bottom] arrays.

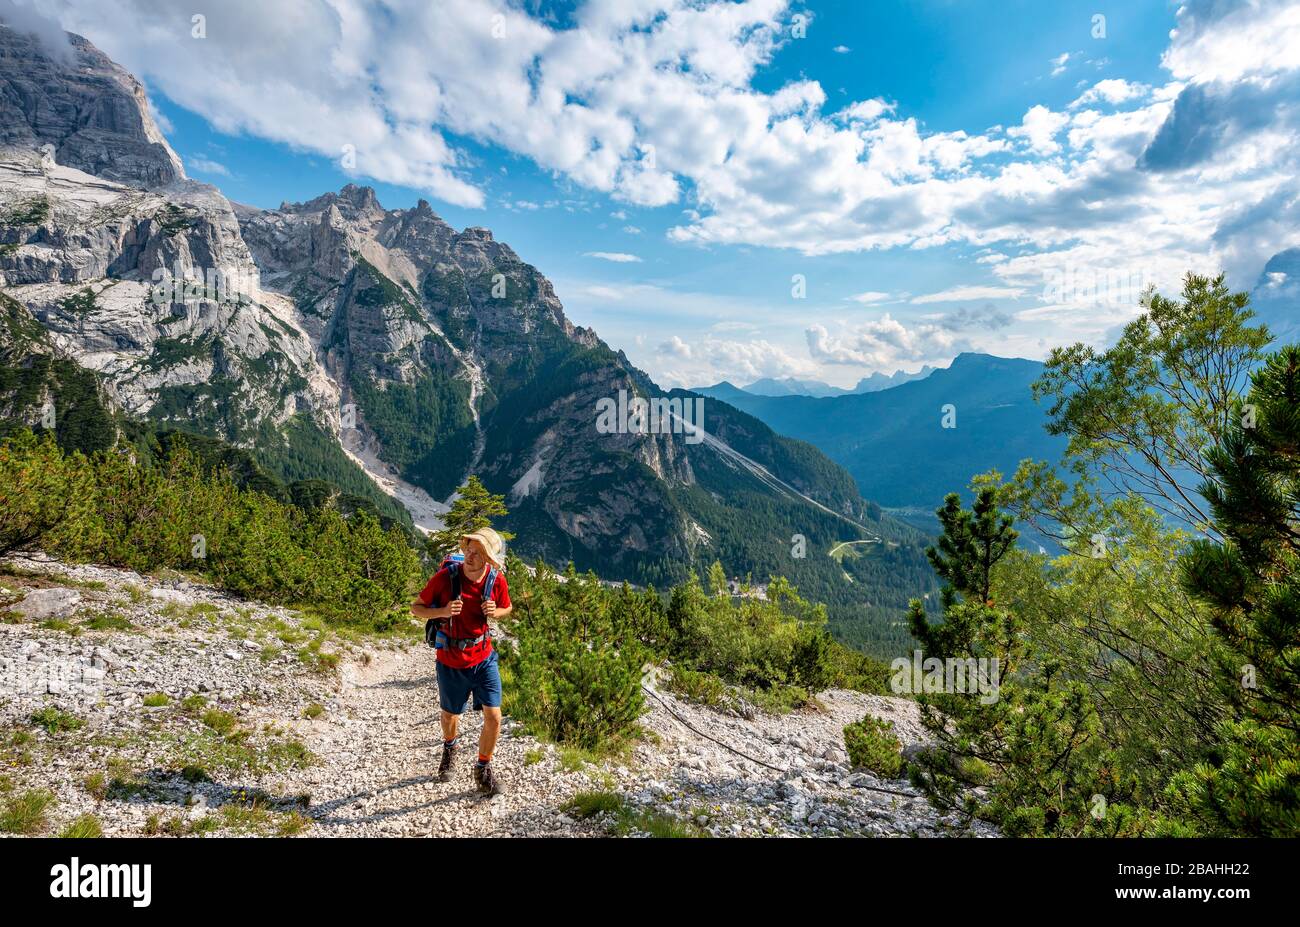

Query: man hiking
[[411, 527, 512, 795]]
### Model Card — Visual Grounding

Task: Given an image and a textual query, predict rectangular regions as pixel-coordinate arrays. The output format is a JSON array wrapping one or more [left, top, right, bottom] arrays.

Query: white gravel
[[1, 555, 995, 838]]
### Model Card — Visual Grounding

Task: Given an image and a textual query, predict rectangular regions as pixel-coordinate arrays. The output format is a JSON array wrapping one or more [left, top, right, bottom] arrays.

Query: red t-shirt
[[419, 566, 510, 669]]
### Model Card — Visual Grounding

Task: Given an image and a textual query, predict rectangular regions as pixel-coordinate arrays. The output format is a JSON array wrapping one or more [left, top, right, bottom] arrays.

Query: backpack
[[423, 552, 500, 650]]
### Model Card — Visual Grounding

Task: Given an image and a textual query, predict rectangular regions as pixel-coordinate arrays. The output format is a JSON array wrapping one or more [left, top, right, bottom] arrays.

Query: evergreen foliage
[[0, 430, 419, 630], [901, 274, 1300, 837]]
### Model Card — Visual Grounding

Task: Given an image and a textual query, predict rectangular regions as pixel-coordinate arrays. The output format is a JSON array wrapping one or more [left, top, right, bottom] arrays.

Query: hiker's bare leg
[[479, 707, 501, 759], [441, 709, 460, 742]]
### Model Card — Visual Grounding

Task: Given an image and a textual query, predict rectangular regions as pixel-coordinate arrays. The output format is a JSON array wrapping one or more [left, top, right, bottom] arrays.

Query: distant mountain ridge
[[696, 353, 1066, 513], [697, 365, 935, 399]]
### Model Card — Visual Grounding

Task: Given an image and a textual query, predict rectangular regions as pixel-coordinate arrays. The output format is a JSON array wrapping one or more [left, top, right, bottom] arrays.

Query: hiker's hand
[[445, 598, 463, 618], [482, 599, 496, 619]]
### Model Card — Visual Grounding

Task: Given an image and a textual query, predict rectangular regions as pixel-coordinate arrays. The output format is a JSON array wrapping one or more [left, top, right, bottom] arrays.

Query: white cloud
[[806, 316, 964, 369], [655, 336, 814, 387], [1070, 78, 1148, 109], [41, 0, 1300, 298], [583, 251, 642, 263], [187, 155, 230, 176], [836, 97, 895, 124], [833, 45, 850, 54], [659, 335, 693, 358], [1007, 105, 1069, 154], [1051, 52, 1072, 77], [0, 0, 73, 60], [1162, 0, 1300, 84], [912, 285, 1024, 304], [846, 291, 892, 304]]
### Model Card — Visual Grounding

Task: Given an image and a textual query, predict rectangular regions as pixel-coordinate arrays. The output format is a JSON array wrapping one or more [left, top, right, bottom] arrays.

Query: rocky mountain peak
[[0, 23, 184, 189]]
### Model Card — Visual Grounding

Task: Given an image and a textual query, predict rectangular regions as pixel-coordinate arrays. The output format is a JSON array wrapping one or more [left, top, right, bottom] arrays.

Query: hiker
[[411, 527, 512, 795]]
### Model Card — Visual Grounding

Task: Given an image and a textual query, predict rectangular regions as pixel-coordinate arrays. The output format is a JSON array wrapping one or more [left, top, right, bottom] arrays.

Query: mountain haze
[[695, 353, 1066, 515]]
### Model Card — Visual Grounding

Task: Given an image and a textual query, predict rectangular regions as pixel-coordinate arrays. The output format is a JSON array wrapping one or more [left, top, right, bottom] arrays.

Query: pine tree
[[908, 489, 1018, 661], [426, 475, 513, 559], [905, 489, 1135, 835], [1172, 345, 1300, 835]]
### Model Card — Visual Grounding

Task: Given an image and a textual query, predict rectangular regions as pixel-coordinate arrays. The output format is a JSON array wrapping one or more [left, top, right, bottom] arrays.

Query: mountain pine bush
[[0, 429, 419, 629], [843, 715, 903, 778]]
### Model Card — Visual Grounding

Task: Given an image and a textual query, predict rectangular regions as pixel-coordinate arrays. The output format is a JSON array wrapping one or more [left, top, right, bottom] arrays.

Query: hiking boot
[[473, 760, 502, 796], [438, 741, 458, 782]]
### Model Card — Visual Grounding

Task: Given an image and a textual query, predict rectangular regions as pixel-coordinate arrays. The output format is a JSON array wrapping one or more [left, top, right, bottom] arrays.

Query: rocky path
[[1, 557, 994, 838], [273, 644, 995, 838], [270, 645, 592, 837]]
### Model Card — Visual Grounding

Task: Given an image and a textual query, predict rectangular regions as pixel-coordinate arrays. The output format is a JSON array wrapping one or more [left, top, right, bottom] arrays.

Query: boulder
[[8, 586, 81, 620]]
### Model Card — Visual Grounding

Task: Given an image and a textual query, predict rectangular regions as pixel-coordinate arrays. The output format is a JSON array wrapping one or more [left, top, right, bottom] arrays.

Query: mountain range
[[0, 24, 936, 655], [694, 353, 1065, 522], [726, 367, 935, 398]]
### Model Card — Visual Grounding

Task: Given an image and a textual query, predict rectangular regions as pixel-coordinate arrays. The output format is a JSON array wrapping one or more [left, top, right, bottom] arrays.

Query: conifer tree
[[427, 475, 513, 559], [1172, 345, 1300, 835]]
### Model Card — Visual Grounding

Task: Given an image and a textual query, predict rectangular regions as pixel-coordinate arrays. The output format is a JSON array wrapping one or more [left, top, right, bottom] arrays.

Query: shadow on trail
[[356, 675, 437, 691], [306, 772, 489, 826]]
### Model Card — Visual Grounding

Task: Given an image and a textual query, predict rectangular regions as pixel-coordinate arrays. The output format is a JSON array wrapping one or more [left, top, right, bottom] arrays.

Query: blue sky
[[41, 0, 1300, 387]]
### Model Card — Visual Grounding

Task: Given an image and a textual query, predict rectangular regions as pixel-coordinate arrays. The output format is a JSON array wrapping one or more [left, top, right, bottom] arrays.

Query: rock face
[[0, 148, 331, 442], [0, 26, 184, 188]]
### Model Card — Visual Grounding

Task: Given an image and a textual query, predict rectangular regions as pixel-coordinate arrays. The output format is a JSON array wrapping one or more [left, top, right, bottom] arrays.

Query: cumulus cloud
[[806, 316, 966, 369], [1070, 79, 1148, 108], [584, 251, 642, 263], [654, 335, 813, 387], [1008, 105, 1069, 154], [38, 0, 1300, 291]]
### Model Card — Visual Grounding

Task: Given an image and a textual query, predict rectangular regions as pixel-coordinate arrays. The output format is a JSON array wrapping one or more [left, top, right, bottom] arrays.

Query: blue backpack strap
[[444, 559, 461, 602], [482, 566, 498, 603]]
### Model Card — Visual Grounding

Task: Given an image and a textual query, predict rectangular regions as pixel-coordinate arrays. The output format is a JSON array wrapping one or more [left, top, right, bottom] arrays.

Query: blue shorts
[[436, 649, 502, 714]]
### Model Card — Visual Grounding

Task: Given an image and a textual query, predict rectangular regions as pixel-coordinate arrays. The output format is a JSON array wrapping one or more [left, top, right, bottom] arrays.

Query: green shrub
[[509, 621, 644, 752], [59, 814, 103, 838], [200, 709, 238, 735], [561, 791, 699, 837], [0, 431, 100, 560], [82, 772, 107, 800], [504, 566, 645, 752], [0, 788, 55, 834], [669, 569, 835, 695], [81, 611, 133, 631], [0, 430, 420, 631], [844, 715, 904, 779], [29, 707, 84, 734], [664, 666, 729, 707]]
